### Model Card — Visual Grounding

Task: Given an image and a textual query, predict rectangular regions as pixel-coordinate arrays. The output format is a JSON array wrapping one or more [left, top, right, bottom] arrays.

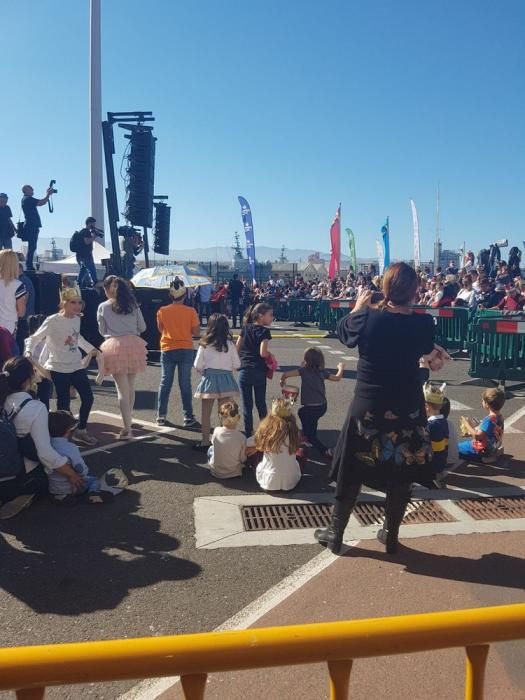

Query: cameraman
[[0, 193, 15, 250], [70, 217, 102, 288], [21, 184, 54, 270]]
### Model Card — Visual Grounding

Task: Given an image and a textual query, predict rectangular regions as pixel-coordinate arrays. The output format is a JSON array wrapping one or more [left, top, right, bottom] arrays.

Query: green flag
[[346, 228, 357, 273]]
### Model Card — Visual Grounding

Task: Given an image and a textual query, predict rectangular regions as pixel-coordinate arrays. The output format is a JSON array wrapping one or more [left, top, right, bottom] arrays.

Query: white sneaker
[[0, 494, 34, 519], [74, 429, 99, 446]]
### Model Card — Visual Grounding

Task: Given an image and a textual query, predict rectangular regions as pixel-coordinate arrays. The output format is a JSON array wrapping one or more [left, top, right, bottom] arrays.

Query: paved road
[[0, 324, 523, 699]]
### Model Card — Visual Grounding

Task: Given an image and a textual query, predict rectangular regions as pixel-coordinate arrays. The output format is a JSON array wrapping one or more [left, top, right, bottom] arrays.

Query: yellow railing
[[2, 603, 524, 700]]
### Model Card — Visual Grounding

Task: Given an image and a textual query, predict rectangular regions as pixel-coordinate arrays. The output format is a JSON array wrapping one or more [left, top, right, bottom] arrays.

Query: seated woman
[[0, 357, 80, 519]]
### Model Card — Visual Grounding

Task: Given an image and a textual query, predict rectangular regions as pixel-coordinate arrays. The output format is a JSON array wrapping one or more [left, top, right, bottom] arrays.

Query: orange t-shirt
[[157, 304, 199, 351]]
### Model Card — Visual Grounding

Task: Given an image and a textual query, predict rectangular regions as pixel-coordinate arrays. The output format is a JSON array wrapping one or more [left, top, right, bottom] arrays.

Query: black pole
[[102, 120, 122, 275], [143, 226, 150, 268]]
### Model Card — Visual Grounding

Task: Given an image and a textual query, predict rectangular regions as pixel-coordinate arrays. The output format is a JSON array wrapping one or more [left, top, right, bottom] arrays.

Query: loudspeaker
[[80, 288, 104, 348], [135, 287, 171, 351], [25, 271, 61, 316], [153, 202, 170, 255], [125, 129, 156, 228]]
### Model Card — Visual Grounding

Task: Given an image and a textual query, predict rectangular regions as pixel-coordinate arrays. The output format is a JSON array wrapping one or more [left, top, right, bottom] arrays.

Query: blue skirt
[[194, 369, 240, 399]]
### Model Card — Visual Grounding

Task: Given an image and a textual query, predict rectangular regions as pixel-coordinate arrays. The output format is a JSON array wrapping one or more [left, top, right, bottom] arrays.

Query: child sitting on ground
[[247, 398, 303, 492], [423, 382, 449, 478], [280, 348, 344, 458], [48, 411, 113, 504], [459, 388, 505, 464], [208, 401, 246, 479]]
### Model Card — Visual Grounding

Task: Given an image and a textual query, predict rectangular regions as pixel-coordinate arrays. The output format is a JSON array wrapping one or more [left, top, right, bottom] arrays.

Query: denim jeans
[[199, 301, 211, 324], [77, 255, 97, 287], [238, 367, 267, 436], [298, 403, 328, 453], [51, 369, 94, 429], [157, 348, 195, 420], [25, 228, 39, 269]]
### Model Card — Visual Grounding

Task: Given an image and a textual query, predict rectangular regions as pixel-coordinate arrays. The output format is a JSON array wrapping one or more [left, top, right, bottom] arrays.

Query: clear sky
[[3, 0, 524, 261]]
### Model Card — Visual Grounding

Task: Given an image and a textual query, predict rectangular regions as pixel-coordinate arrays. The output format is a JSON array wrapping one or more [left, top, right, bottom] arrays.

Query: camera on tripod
[[49, 179, 58, 195]]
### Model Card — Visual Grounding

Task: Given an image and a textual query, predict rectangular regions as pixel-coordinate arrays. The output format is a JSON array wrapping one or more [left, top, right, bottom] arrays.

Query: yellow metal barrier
[[1, 603, 524, 699]]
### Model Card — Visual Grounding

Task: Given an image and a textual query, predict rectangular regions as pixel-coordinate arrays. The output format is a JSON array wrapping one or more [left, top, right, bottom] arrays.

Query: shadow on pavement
[[0, 490, 201, 615]]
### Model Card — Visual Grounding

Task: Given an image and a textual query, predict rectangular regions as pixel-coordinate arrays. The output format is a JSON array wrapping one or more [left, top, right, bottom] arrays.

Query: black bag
[[0, 398, 32, 477], [16, 221, 27, 241], [70, 231, 82, 253]]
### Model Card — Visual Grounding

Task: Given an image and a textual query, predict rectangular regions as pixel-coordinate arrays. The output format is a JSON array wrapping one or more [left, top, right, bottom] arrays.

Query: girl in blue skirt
[[193, 313, 241, 450]]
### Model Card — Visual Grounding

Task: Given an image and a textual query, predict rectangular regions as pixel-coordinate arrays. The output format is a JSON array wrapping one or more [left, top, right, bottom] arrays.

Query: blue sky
[[3, 0, 524, 261]]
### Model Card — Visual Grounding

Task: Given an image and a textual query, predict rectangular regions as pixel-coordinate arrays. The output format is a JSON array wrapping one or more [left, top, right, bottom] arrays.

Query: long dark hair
[[103, 275, 137, 315], [200, 313, 232, 352], [243, 302, 273, 325], [379, 263, 418, 308], [0, 357, 35, 406]]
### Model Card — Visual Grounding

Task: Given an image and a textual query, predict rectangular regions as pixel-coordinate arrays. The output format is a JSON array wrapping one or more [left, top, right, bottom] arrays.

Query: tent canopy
[[131, 264, 212, 289], [39, 241, 112, 274]]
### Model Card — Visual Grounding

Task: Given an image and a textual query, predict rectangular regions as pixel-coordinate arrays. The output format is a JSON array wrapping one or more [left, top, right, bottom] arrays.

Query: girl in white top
[[25, 286, 99, 446], [0, 250, 27, 335], [208, 401, 246, 479], [193, 313, 241, 449], [250, 398, 301, 492]]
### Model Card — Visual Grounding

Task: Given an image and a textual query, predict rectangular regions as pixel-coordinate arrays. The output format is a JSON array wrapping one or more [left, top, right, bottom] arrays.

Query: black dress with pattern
[[330, 308, 436, 497]]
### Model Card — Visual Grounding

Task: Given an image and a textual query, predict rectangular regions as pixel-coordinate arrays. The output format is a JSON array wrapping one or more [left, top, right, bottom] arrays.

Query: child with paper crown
[[423, 382, 449, 477], [248, 398, 302, 491]]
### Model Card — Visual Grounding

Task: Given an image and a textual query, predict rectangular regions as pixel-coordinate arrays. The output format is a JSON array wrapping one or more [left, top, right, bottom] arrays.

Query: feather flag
[[380, 217, 390, 269], [376, 239, 385, 275], [238, 196, 256, 284], [410, 200, 421, 269], [345, 228, 357, 273], [328, 204, 341, 280]]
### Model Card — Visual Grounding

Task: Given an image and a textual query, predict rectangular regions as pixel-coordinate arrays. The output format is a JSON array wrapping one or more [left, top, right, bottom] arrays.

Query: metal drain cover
[[456, 496, 525, 520], [353, 500, 455, 527]]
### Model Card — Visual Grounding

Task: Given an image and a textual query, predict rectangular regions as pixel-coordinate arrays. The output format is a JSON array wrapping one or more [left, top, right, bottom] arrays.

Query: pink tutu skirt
[[100, 335, 147, 375]]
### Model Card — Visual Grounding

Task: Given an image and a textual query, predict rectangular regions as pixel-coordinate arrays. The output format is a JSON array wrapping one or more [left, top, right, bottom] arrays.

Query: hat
[[169, 278, 186, 300], [423, 382, 447, 407], [271, 398, 293, 418], [60, 285, 82, 303], [0, 193, 7, 199]]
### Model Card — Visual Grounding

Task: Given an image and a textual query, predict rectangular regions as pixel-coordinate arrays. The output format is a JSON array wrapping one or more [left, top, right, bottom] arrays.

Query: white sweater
[[194, 341, 241, 373], [25, 313, 95, 374]]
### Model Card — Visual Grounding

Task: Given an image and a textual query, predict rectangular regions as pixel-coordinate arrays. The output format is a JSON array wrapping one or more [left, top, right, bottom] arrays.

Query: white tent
[[39, 241, 112, 275]]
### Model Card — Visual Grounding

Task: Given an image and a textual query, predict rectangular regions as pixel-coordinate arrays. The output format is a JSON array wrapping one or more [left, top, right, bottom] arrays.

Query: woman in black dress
[[315, 263, 436, 555]]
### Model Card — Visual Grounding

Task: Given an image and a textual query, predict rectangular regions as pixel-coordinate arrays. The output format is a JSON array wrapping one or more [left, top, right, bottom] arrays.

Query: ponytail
[[243, 302, 272, 326], [0, 372, 9, 409]]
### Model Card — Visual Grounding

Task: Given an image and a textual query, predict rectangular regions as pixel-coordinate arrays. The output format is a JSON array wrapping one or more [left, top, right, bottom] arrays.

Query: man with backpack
[[70, 217, 102, 288]]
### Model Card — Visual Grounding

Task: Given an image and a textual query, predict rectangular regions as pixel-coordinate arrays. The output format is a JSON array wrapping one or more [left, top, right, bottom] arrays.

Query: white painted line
[[91, 410, 162, 430], [81, 411, 176, 456], [449, 400, 473, 412], [502, 403, 525, 434], [317, 345, 333, 349], [118, 546, 350, 700], [342, 356, 358, 362], [329, 350, 345, 355], [306, 340, 321, 344]]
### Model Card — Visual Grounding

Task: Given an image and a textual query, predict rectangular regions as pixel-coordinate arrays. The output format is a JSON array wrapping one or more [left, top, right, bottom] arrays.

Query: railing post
[[328, 659, 353, 699], [16, 689, 46, 700], [180, 672, 208, 700], [465, 644, 490, 700]]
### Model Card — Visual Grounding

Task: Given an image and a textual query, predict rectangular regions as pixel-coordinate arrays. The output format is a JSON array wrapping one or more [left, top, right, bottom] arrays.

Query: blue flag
[[381, 217, 390, 269], [238, 196, 256, 283]]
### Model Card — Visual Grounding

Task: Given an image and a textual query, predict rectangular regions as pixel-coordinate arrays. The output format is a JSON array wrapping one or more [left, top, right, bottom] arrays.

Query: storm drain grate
[[456, 496, 525, 520], [241, 500, 455, 532], [241, 503, 333, 531], [353, 500, 456, 527]]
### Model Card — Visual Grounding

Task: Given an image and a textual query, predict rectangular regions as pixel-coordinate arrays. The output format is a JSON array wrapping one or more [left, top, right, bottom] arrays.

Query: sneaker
[[324, 448, 334, 459], [184, 418, 201, 430], [117, 429, 134, 441], [73, 429, 99, 446], [0, 494, 34, 519], [86, 491, 115, 504], [156, 416, 166, 427]]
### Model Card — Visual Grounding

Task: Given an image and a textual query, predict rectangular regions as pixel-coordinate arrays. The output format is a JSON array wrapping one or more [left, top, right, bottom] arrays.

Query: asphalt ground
[[0, 323, 524, 699]]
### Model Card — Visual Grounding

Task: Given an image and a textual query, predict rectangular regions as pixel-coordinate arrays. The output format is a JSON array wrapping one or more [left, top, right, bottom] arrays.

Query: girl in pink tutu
[[97, 276, 147, 439]]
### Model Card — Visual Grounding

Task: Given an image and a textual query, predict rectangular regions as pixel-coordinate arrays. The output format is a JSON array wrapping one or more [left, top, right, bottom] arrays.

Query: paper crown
[[271, 398, 293, 418], [169, 278, 186, 300], [60, 285, 82, 303], [423, 382, 447, 406]]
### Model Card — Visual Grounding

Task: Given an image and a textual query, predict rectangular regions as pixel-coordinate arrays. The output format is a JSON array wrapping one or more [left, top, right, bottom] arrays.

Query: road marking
[[306, 340, 321, 344], [503, 403, 525, 434], [328, 350, 345, 355], [449, 400, 473, 412], [80, 411, 176, 456], [118, 546, 349, 700], [317, 345, 333, 349], [342, 356, 358, 362]]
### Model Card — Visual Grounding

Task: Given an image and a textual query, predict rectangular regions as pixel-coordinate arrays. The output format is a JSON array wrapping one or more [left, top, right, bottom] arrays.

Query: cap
[[169, 278, 186, 300], [0, 193, 7, 199]]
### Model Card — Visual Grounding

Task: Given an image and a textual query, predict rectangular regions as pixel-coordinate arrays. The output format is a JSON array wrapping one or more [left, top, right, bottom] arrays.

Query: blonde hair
[[255, 412, 299, 455], [482, 388, 506, 412], [0, 250, 20, 285], [219, 401, 241, 429]]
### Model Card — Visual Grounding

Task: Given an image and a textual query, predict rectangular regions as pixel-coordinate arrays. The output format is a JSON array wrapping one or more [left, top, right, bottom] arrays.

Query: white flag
[[410, 199, 420, 269], [376, 240, 385, 275]]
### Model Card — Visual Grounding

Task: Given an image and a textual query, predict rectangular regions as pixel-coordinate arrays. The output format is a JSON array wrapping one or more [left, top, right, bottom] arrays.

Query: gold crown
[[60, 285, 82, 303], [423, 382, 447, 406], [271, 398, 293, 418]]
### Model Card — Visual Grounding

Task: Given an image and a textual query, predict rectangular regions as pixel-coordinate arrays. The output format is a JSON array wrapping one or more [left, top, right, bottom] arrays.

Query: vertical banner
[[345, 228, 357, 273], [375, 240, 385, 275], [380, 217, 390, 269], [410, 199, 421, 269], [328, 203, 341, 280], [238, 196, 256, 284]]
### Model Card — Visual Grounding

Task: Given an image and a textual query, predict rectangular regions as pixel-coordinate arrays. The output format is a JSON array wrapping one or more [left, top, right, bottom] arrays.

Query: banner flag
[[345, 228, 357, 273], [376, 240, 385, 275], [410, 199, 421, 269], [328, 204, 341, 280], [380, 217, 390, 269], [238, 196, 256, 283]]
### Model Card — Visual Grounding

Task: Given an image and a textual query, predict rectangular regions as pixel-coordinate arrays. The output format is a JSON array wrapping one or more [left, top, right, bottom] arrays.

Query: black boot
[[377, 482, 412, 554], [315, 483, 361, 554]]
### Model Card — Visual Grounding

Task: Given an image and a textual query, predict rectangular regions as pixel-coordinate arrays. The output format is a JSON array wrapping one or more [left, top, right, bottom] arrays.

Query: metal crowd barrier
[[468, 316, 525, 387], [319, 300, 355, 334], [1, 604, 524, 699], [412, 306, 470, 352], [288, 299, 321, 325]]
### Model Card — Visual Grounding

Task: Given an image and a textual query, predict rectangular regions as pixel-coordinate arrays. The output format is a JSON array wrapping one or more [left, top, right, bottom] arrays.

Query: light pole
[[90, 0, 105, 239]]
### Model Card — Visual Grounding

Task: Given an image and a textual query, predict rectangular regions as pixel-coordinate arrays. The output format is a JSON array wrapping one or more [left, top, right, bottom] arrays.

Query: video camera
[[491, 239, 508, 248], [49, 179, 58, 195]]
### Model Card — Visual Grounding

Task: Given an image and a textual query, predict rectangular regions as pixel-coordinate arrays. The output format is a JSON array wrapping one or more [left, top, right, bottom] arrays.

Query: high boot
[[315, 483, 361, 554], [377, 482, 412, 554]]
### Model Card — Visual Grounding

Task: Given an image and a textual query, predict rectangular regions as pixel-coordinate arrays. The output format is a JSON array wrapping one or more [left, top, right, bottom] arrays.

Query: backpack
[[0, 398, 32, 477], [70, 231, 82, 253]]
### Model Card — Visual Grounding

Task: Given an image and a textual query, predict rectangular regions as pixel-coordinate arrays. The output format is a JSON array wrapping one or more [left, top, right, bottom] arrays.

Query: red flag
[[328, 204, 341, 280]]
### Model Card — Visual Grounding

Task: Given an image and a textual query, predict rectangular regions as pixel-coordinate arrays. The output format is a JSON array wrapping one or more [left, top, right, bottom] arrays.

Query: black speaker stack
[[124, 128, 156, 229], [153, 202, 171, 255], [80, 287, 104, 349], [25, 271, 61, 316], [134, 287, 171, 351]]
